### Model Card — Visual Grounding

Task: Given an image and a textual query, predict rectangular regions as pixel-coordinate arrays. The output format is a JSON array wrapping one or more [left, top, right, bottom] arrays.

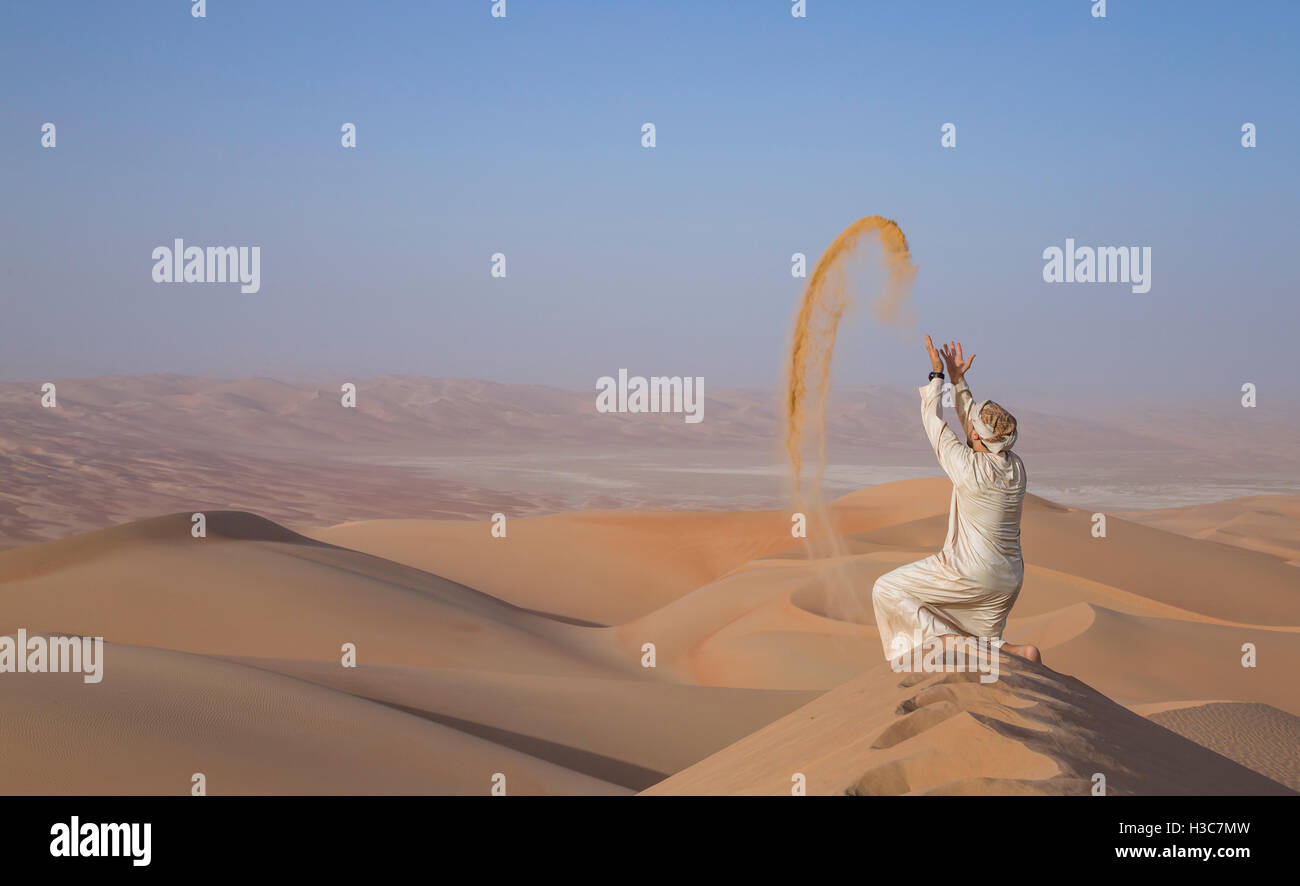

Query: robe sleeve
[[920, 377, 976, 487], [953, 379, 975, 430]]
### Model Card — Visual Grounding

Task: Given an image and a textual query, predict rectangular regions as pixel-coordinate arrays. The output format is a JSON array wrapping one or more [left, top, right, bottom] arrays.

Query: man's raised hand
[[940, 341, 976, 384], [924, 335, 944, 374]]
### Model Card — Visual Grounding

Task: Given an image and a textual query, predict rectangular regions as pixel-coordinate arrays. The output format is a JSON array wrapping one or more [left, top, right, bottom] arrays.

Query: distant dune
[[1120, 495, 1300, 564], [2, 374, 1295, 547], [2, 478, 1296, 794]]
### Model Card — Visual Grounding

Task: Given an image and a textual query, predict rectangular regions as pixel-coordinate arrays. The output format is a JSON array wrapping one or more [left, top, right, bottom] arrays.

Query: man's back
[[919, 374, 1027, 589], [949, 449, 1027, 586]]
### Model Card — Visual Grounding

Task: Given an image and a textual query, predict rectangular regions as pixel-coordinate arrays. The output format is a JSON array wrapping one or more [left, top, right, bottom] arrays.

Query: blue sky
[[3, 0, 1297, 404]]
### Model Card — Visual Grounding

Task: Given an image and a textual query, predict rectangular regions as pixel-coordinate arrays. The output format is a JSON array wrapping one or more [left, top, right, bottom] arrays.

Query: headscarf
[[970, 399, 1017, 455]]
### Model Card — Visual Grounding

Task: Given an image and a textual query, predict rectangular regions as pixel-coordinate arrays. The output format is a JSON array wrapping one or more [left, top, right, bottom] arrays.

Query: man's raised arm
[[922, 336, 975, 485], [940, 340, 978, 428]]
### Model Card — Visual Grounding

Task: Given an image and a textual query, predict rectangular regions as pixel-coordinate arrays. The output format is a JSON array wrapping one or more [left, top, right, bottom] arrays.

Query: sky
[[3, 0, 1297, 407]]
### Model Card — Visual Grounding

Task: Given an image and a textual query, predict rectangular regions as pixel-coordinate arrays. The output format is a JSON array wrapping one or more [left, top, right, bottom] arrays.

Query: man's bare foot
[[999, 642, 1042, 664]]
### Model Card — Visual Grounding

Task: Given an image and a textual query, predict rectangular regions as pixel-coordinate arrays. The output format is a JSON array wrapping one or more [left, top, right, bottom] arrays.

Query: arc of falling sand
[[784, 216, 918, 573]]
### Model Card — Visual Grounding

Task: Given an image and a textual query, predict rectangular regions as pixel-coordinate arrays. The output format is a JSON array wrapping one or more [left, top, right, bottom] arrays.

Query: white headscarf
[[970, 398, 1017, 454]]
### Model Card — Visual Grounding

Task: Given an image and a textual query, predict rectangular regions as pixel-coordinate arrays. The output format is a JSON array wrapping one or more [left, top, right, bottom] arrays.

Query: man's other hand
[[940, 340, 976, 384]]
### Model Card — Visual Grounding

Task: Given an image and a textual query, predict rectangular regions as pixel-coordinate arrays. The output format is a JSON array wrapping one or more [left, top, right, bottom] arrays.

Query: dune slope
[[644, 653, 1295, 796]]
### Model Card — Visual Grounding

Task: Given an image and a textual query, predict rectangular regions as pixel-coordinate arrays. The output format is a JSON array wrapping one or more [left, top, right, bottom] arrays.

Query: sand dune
[[225, 657, 818, 791], [1142, 702, 1300, 792], [2, 476, 1297, 794], [643, 654, 1294, 796], [847, 498, 1300, 625], [303, 479, 954, 625], [0, 643, 626, 795], [0, 511, 824, 791], [306, 511, 816, 625], [1040, 606, 1300, 716], [1120, 495, 1300, 563], [0, 511, 609, 675]]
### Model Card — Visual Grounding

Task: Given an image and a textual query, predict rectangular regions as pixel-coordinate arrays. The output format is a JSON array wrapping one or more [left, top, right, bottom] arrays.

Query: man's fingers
[[966, 354, 976, 369]]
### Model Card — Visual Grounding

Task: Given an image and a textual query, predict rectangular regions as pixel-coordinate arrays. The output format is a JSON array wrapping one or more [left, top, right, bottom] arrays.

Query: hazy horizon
[[4, 369, 1298, 413]]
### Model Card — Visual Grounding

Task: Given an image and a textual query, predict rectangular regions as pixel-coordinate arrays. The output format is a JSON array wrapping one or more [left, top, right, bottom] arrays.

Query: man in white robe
[[871, 337, 1042, 664]]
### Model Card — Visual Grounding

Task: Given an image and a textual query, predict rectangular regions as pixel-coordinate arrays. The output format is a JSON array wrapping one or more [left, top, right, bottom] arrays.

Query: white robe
[[871, 377, 1027, 659]]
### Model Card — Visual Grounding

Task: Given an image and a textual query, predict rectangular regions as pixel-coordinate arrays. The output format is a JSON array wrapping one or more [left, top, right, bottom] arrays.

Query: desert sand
[[2, 469, 1297, 794]]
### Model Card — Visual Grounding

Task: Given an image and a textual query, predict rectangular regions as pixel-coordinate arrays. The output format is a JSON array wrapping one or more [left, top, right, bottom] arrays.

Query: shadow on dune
[[380, 702, 668, 791]]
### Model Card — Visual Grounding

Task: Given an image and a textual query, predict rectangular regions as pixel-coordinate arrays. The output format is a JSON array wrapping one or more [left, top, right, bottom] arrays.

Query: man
[[871, 336, 1041, 664]]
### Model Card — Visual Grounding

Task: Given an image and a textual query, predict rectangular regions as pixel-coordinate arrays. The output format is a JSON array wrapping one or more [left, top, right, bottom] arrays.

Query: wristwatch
[[928, 371, 945, 381]]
